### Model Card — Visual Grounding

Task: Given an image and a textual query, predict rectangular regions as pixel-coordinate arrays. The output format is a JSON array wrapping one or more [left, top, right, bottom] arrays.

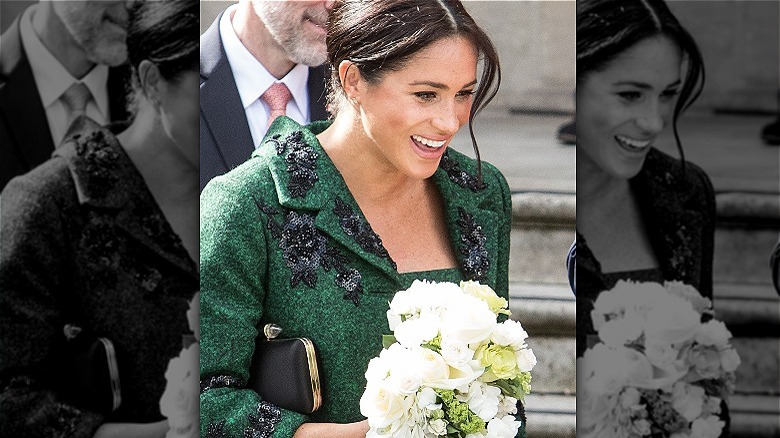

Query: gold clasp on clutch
[[263, 323, 283, 341]]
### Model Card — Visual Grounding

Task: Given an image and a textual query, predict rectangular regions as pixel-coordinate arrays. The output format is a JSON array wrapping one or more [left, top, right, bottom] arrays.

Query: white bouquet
[[159, 292, 200, 438], [578, 281, 740, 438], [360, 280, 535, 438]]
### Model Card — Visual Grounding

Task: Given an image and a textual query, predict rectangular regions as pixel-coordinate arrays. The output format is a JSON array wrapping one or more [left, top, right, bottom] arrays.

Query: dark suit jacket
[[0, 118, 198, 436], [0, 11, 130, 191], [199, 12, 329, 192]]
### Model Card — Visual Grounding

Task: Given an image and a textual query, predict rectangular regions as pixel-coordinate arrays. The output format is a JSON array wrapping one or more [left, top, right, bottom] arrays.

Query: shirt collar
[[19, 5, 110, 118], [219, 4, 309, 110]]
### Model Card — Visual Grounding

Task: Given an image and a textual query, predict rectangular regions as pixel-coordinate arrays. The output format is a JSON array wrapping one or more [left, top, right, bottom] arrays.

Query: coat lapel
[[263, 119, 500, 288], [199, 13, 255, 172], [632, 149, 704, 286], [56, 118, 197, 277]]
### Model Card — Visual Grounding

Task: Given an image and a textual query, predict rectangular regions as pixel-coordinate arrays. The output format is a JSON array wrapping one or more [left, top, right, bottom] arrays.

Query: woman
[[0, 0, 199, 436], [199, 0, 523, 437], [576, 0, 727, 435], [576, 0, 711, 354]]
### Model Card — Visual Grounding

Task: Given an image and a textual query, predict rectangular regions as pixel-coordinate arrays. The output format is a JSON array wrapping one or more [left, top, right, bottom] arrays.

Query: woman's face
[[158, 70, 199, 169], [356, 36, 477, 180], [578, 36, 682, 180]]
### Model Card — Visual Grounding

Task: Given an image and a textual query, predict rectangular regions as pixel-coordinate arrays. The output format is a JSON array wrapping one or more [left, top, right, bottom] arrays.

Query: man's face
[[253, 0, 334, 67], [51, 0, 135, 66]]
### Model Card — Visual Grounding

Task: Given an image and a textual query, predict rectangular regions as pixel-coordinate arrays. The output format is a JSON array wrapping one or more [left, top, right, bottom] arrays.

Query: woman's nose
[[432, 102, 462, 134], [636, 100, 665, 135]]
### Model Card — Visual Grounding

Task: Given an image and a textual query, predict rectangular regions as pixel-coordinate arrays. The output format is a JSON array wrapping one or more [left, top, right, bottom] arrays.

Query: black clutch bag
[[55, 324, 121, 414], [247, 324, 322, 414]]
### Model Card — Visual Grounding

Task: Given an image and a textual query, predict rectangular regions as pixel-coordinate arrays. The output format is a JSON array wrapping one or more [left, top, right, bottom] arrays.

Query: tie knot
[[261, 82, 292, 112], [61, 82, 92, 116]]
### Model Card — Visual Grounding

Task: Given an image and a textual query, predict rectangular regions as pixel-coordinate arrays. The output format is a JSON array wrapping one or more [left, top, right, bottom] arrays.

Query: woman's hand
[[293, 419, 369, 438], [92, 420, 169, 438]]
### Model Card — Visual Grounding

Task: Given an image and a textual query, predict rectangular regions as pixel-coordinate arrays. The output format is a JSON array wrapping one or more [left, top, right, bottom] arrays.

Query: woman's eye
[[618, 91, 642, 101], [456, 90, 475, 99], [661, 89, 680, 101], [415, 92, 437, 101]]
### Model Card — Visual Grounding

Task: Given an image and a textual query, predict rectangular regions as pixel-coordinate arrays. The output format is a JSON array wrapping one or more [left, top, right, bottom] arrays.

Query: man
[[0, 0, 135, 190], [200, 0, 333, 191]]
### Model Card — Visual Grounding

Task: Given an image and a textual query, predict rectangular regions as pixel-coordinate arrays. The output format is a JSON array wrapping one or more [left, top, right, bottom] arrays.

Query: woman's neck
[[117, 111, 198, 203], [316, 115, 427, 207]]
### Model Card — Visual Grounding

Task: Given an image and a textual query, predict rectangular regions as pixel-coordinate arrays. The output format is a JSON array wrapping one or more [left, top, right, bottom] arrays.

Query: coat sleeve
[[199, 175, 308, 438], [0, 166, 104, 437]]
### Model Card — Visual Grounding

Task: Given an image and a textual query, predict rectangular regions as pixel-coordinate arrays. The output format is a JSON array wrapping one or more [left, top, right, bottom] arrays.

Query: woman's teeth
[[615, 135, 651, 150], [412, 135, 446, 148]]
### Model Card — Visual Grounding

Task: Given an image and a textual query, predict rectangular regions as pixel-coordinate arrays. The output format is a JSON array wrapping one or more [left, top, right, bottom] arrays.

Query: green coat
[[200, 117, 521, 437]]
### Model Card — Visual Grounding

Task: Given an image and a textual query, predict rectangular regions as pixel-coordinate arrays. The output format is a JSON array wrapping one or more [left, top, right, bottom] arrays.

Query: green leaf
[[382, 334, 397, 349]]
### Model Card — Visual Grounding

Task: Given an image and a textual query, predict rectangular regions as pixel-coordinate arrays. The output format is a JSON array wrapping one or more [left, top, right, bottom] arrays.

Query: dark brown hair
[[326, 0, 501, 175]]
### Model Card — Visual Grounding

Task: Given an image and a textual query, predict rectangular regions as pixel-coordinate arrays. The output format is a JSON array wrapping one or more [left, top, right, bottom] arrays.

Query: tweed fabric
[[575, 147, 716, 358], [0, 117, 199, 436], [199, 117, 523, 437]]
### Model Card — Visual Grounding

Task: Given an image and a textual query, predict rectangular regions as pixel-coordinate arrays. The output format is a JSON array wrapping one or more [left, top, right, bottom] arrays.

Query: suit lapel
[[199, 13, 255, 172], [0, 17, 55, 170], [307, 65, 329, 122]]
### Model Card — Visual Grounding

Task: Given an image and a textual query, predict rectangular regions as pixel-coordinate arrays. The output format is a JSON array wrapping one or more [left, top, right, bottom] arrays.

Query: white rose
[[486, 415, 521, 438], [695, 320, 732, 347], [389, 288, 418, 317], [515, 348, 537, 373], [690, 415, 725, 438], [386, 309, 402, 331], [644, 294, 700, 345], [429, 359, 483, 390], [160, 344, 200, 438], [365, 355, 391, 382], [719, 347, 741, 373], [387, 367, 422, 396], [394, 314, 440, 348], [360, 380, 413, 429], [596, 315, 643, 348], [440, 338, 474, 368], [490, 320, 529, 349], [413, 347, 450, 385], [440, 294, 497, 345]]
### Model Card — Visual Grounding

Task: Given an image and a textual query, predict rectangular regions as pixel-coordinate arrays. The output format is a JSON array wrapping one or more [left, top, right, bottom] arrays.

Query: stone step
[[730, 394, 780, 438], [510, 192, 574, 285], [523, 394, 576, 438], [509, 283, 575, 396]]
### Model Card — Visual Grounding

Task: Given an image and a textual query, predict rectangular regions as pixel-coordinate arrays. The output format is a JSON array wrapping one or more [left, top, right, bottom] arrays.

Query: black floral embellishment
[[278, 211, 330, 288], [244, 401, 281, 438], [136, 266, 162, 293], [259, 200, 365, 305], [81, 214, 121, 280], [266, 130, 319, 198], [52, 403, 82, 437], [74, 130, 120, 198], [200, 375, 245, 394], [336, 268, 363, 306], [439, 151, 487, 192], [206, 421, 228, 438], [457, 207, 489, 281], [333, 197, 397, 270]]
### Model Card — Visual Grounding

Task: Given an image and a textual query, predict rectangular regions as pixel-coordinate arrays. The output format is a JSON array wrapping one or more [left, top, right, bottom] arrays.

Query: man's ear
[[138, 60, 163, 109], [339, 60, 363, 103]]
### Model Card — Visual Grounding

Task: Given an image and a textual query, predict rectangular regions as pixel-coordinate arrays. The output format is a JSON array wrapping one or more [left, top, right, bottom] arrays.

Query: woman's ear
[[138, 60, 163, 110], [339, 60, 362, 103]]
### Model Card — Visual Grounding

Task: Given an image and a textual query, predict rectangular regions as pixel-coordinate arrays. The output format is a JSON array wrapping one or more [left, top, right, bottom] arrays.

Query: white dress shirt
[[220, 4, 310, 149], [19, 5, 109, 146]]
